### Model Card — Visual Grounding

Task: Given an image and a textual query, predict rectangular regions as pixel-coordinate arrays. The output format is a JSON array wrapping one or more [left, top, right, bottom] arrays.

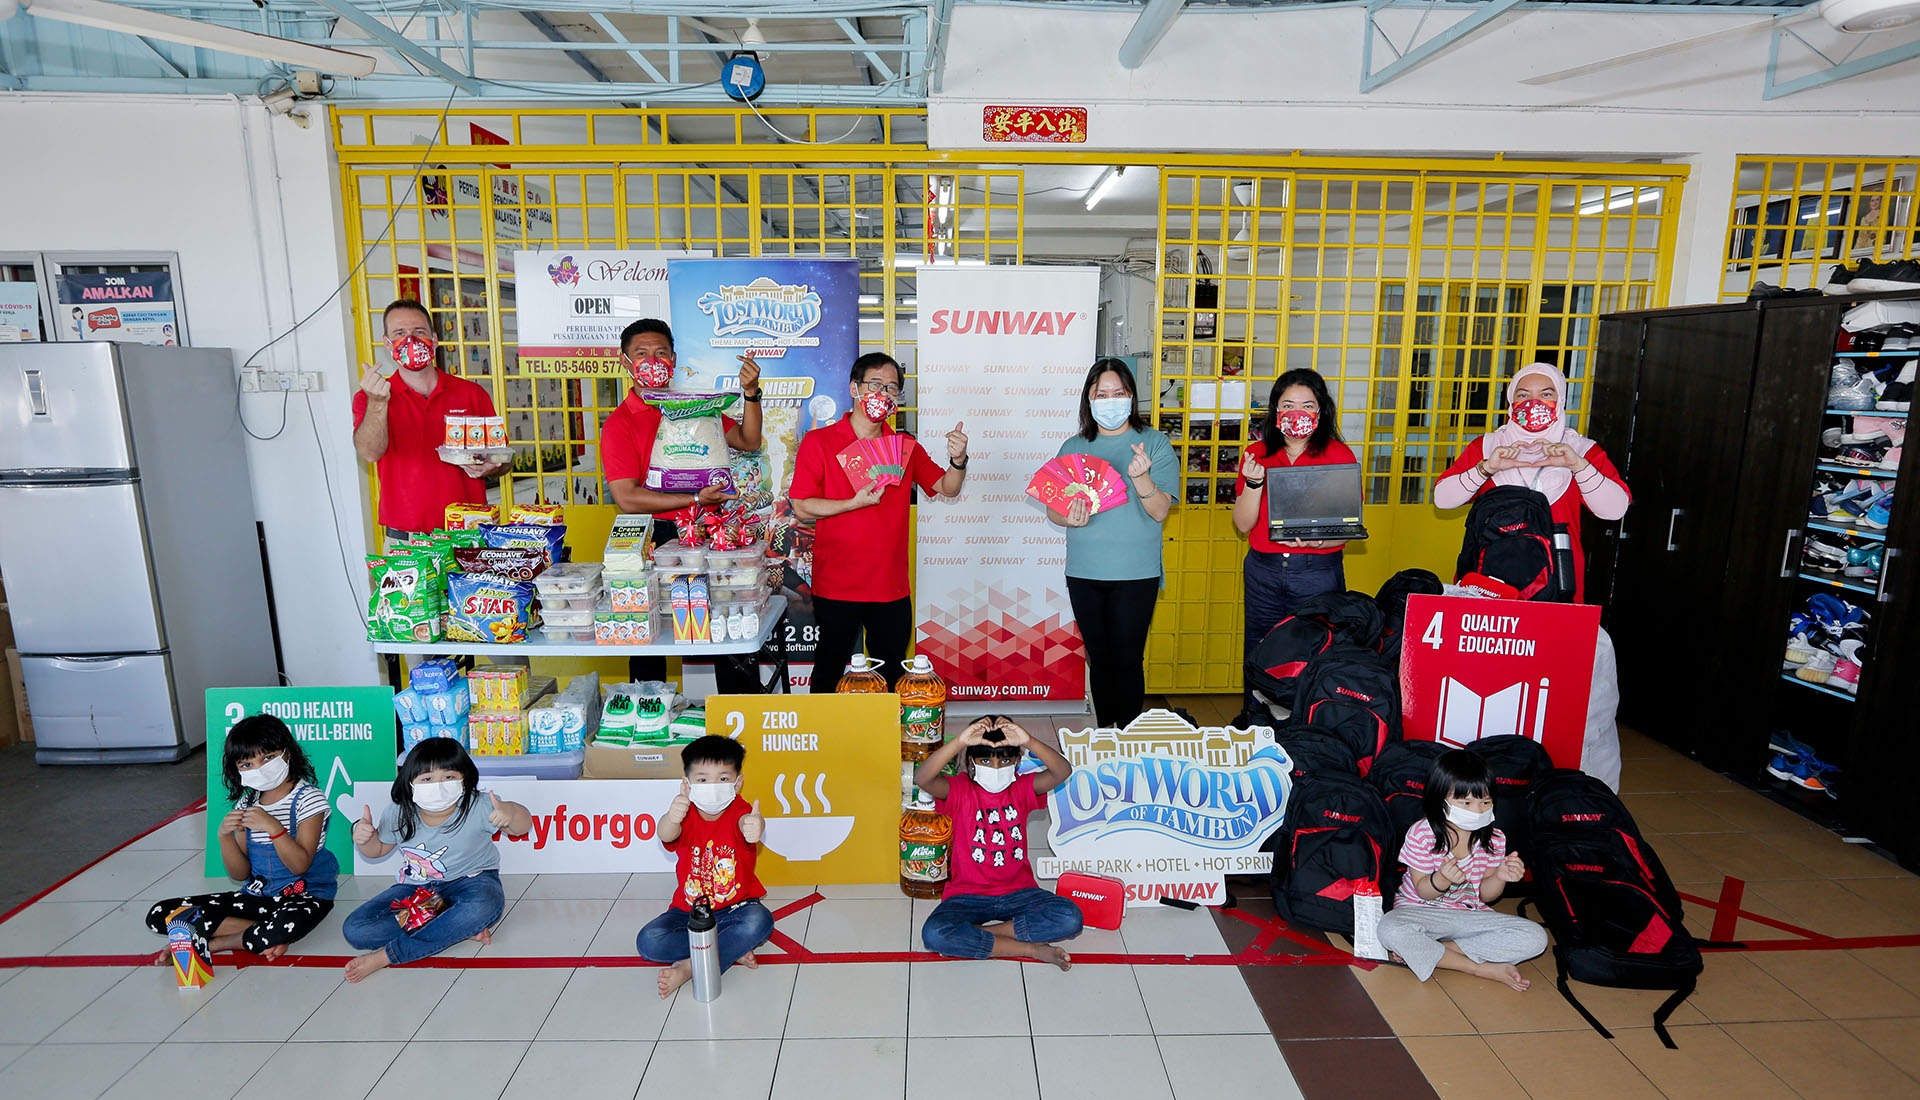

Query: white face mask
[[413, 779, 465, 813], [1445, 803, 1495, 832], [689, 782, 736, 816], [1090, 396, 1133, 431], [973, 763, 1018, 794], [239, 753, 289, 792]]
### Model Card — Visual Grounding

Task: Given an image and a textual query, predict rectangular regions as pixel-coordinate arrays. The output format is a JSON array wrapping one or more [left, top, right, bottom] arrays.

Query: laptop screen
[[1268, 463, 1363, 526]]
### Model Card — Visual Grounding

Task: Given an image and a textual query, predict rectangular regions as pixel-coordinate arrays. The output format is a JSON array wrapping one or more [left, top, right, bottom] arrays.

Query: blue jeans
[[342, 871, 505, 966], [921, 888, 1084, 959], [636, 899, 774, 971], [1243, 548, 1346, 660]]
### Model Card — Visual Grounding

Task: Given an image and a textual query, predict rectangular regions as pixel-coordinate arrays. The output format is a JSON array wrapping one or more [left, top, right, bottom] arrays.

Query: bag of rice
[[640, 391, 736, 494]]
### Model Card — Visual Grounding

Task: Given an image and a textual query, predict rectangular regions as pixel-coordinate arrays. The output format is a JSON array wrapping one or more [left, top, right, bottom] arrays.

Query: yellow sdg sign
[[707, 693, 899, 886]]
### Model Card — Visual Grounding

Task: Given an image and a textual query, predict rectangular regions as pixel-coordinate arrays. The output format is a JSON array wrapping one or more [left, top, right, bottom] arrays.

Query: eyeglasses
[[857, 380, 903, 398]]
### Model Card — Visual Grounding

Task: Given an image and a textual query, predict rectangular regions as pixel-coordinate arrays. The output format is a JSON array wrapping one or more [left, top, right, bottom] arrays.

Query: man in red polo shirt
[[791, 352, 969, 691], [352, 299, 509, 538], [601, 317, 763, 690]]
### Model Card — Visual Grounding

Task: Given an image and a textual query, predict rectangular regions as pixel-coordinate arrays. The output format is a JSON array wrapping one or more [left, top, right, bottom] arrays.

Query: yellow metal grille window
[[1719, 157, 1920, 301]]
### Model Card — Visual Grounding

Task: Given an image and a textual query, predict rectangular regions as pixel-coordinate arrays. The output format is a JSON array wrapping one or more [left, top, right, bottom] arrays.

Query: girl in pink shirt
[[1378, 750, 1549, 991]]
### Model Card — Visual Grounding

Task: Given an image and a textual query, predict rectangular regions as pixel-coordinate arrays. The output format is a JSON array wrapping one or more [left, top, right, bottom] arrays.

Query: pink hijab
[[1480, 362, 1595, 504]]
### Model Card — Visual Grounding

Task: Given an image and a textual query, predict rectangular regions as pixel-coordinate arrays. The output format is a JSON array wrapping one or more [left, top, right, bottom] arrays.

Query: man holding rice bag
[[353, 299, 511, 539], [601, 318, 763, 528]]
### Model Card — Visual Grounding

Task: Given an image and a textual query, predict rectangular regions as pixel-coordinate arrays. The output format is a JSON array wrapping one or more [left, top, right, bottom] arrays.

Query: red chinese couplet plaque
[[982, 105, 1089, 144], [1399, 595, 1601, 770]]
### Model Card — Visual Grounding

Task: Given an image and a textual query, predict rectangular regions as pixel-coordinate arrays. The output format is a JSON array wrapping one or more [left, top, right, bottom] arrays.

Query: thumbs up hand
[[352, 805, 377, 847], [485, 790, 512, 829], [741, 799, 765, 844], [667, 779, 692, 825]]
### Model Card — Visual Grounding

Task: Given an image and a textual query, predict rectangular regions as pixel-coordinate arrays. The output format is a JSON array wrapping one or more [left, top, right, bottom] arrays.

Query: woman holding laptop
[[1234, 369, 1358, 667]]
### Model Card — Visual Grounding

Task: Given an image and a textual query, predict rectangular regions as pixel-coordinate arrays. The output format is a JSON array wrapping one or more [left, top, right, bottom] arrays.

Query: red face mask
[[1510, 399, 1557, 433], [1278, 410, 1318, 439], [625, 353, 673, 389], [388, 335, 436, 372], [859, 391, 896, 422]]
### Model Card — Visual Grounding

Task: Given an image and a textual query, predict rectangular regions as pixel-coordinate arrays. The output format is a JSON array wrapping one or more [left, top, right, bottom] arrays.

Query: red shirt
[[1435, 438, 1627, 603], [664, 797, 765, 911], [352, 371, 495, 534], [935, 772, 1042, 898], [789, 416, 946, 602], [1235, 437, 1359, 555], [599, 391, 740, 526]]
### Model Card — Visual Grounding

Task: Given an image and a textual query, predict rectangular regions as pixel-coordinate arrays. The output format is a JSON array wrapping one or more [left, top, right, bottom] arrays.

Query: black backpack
[[1270, 769, 1396, 933], [1525, 770, 1704, 1049], [1374, 568, 1444, 665], [1276, 722, 1362, 780], [1465, 735, 1555, 859], [1455, 485, 1570, 602], [1293, 645, 1401, 776], [1245, 591, 1385, 711], [1368, 739, 1451, 841]]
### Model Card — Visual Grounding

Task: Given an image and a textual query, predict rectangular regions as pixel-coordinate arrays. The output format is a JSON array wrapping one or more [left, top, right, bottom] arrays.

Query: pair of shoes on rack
[[1766, 731, 1842, 795], [1844, 544, 1885, 581], [1828, 362, 1882, 410], [1845, 260, 1920, 293]]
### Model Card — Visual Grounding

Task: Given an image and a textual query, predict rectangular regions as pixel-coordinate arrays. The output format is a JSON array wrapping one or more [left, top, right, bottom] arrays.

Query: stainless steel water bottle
[[687, 898, 720, 1002]]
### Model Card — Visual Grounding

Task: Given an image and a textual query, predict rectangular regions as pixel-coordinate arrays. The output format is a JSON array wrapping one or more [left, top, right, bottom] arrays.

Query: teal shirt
[[1056, 427, 1179, 581]]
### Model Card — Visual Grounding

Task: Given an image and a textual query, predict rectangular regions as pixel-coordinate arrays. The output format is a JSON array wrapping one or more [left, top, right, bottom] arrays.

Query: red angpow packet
[[391, 886, 447, 931]]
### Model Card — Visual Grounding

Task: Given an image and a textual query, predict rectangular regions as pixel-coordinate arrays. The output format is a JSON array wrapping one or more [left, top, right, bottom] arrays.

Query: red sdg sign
[[1398, 595, 1601, 769]]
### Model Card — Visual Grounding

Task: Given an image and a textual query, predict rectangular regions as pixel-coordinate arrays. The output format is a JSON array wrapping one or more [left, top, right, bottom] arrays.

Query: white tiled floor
[[0, 807, 1302, 1100]]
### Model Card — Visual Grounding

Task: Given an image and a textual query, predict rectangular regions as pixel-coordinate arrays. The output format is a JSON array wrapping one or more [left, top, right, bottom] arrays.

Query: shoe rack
[[1591, 289, 1920, 862]]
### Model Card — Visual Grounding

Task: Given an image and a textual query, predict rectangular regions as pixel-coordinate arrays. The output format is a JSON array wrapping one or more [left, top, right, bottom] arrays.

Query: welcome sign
[[1035, 710, 1290, 906]]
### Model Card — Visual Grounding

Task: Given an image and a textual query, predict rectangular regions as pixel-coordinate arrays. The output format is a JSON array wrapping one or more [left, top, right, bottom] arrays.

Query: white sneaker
[[1784, 633, 1824, 664], [1795, 649, 1837, 683]]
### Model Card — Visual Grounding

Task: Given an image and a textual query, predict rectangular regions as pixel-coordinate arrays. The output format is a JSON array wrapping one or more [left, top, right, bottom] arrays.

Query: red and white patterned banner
[[914, 266, 1099, 703]]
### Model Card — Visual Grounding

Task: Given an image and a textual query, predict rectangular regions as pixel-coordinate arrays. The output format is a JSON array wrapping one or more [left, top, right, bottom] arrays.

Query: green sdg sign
[[203, 687, 400, 878]]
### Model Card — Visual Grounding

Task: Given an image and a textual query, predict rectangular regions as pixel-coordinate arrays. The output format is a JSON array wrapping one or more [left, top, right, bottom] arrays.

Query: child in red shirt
[[636, 735, 772, 998], [914, 718, 1081, 969]]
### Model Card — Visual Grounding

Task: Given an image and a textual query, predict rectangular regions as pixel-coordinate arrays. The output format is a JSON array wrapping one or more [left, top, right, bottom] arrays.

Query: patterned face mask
[[1278, 410, 1318, 438], [389, 335, 436, 372], [1510, 399, 1557, 433], [859, 390, 897, 422], [625, 353, 674, 389]]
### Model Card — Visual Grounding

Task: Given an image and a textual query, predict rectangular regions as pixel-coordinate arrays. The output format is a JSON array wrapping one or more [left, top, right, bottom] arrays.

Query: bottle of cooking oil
[[835, 653, 888, 693], [899, 801, 952, 899], [897, 655, 947, 750]]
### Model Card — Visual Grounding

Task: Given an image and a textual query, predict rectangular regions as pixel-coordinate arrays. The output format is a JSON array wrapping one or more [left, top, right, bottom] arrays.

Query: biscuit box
[[1055, 871, 1126, 930]]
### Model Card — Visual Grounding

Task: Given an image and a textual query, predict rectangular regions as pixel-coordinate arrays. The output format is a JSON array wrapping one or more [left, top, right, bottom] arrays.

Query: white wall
[[0, 93, 377, 688], [932, 5, 1920, 304]]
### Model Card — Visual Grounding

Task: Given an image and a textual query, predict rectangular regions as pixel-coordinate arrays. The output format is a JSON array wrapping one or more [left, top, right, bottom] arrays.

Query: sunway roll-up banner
[[667, 257, 863, 666], [914, 265, 1098, 704]]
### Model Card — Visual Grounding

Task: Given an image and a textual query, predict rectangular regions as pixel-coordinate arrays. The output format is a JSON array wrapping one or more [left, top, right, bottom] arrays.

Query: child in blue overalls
[[144, 715, 338, 960]]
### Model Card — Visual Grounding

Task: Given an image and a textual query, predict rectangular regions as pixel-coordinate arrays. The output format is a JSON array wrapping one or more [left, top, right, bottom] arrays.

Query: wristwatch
[[742, 391, 761, 403], [952, 454, 969, 470]]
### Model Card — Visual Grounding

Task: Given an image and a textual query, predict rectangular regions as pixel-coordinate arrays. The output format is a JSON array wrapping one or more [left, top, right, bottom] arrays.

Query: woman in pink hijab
[[1433, 362, 1629, 603]]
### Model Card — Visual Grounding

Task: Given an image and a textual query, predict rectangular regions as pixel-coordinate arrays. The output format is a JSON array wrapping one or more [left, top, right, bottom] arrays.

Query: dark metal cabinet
[[1594, 293, 1920, 863]]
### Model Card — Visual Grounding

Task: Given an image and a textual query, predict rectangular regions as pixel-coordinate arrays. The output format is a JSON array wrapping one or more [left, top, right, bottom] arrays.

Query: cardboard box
[[581, 738, 686, 780]]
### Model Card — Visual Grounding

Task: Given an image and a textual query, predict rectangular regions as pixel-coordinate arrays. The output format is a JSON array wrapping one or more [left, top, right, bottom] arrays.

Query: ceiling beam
[[309, 0, 478, 92], [1118, 0, 1188, 70], [1764, 22, 1920, 99], [1361, 0, 1526, 93], [520, 10, 612, 83], [586, 12, 667, 83], [834, 16, 895, 83]]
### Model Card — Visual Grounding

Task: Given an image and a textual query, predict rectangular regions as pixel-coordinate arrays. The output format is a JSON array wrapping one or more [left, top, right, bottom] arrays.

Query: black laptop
[[1267, 463, 1370, 542]]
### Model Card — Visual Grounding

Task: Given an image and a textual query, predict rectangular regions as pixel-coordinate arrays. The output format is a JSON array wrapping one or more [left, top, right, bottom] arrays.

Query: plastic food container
[[534, 562, 604, 595], [705, 544, 767, 587], [650, 540, 707, 570], [538, 624, 594, 642], [541, 605, 595, 627], [469, 748, 585, 780], [539, 591, 601, 612], [708, 582, 765, 605]]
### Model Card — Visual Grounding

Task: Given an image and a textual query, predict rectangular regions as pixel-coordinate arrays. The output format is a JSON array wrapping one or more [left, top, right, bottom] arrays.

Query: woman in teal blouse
[[1047, 358, 1178, 727]]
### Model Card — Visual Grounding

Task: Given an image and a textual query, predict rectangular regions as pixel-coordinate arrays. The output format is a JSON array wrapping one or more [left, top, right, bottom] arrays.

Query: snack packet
[[507, 502, 565, 526], [452, 546, 546, 584], [445, 503, 497, 531], [445, 572, 535, 644], [390, 887, 447, 931], [481, 522, 567, 568]]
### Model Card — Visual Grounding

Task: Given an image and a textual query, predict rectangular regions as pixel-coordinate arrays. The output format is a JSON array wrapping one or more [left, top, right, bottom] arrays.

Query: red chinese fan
[[837, 435, 908, 488], [1027, 454, 1126, 514]]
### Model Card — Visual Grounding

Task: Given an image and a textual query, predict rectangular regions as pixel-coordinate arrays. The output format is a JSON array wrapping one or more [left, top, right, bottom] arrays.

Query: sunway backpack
[[1276, 722, 1363, 780], [1270, 769, 1396, 934], [1465, 735, 1555, 860], [1245, 592, 1385, 712], [1374, 568, 1444, 665], [1368, 739, 1451, 841], [1455, 485, 1569, 602], [1525, 770, 1704, 1049], [1293, 645, 1401, 776]]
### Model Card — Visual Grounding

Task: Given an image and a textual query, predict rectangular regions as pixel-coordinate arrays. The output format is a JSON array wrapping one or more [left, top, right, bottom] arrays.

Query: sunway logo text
[[926, 309, 1079, 336]]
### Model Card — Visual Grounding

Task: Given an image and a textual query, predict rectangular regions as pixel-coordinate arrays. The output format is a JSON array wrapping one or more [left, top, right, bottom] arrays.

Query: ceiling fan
[[0, 0, 378, 76], [1525, 0, 1920, 86]]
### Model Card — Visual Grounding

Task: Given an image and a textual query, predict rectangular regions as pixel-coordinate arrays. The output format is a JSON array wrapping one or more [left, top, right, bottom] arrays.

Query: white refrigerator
[[0, 342, 277, 763]]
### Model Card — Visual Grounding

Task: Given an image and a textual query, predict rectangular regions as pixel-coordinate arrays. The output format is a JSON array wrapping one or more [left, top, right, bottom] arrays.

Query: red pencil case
[[1055, 871, 1125, 930]]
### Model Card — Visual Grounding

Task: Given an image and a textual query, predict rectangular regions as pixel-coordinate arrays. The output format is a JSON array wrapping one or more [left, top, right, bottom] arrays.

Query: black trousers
[[1066, 576, 1161, 728], [809, 595, 914, 692], [146, 890, 333, 953]]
